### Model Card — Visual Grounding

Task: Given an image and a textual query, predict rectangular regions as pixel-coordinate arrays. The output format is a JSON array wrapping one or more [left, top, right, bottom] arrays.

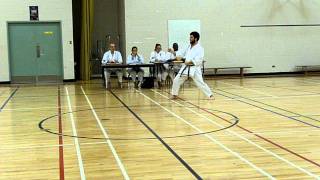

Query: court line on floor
[[211, 91, 320, 128], [178, 88, 320, 100], [294, 79, 320, 85], [11, 92, 110, 99], [80, 86, 130, 180], [110, 90, 202, 179], [0, 87, 19, 112], [65, 87, 86, 180], [264, 85, 320, 95], [217, 81, 278, 98], [3, 104, 161, 111], [137, 90, 275, 179], [57, 86, 65, 180], [0, 141, 108, 150], [163, 91, 320, 169], [5, 87, 315, 111], [290, 115, 320, 118], [217, 89, 320, 125], [154, 90, 318, 178]]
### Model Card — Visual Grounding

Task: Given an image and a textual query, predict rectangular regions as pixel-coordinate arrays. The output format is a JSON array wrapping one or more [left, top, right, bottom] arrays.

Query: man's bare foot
[[209, 95, 214, 100], [170, 95, 178, 100]]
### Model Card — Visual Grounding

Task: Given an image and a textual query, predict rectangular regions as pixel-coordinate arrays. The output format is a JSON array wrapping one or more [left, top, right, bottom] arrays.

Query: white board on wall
[[168, 20, 201, 50]]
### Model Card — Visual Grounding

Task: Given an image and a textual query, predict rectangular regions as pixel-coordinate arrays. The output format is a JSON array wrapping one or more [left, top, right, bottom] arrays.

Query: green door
[[8, 22, 63, 84]]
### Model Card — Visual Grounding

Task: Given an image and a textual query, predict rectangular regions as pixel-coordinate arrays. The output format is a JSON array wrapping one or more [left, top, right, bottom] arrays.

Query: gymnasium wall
[[0, 0, 74, 82], [124, 0, 320, 73]]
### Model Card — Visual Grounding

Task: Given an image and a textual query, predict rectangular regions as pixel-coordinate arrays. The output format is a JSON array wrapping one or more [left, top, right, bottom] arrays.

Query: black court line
[[218, 89, 320, 123], [109, 90, 202, 179], [0, 87, 19, 112], [215, 89, 320, 128], [289, 115, 320, 118], [163, 91, 320, 168], [265, 85, 320, 96], [38, 106, 239, 141]]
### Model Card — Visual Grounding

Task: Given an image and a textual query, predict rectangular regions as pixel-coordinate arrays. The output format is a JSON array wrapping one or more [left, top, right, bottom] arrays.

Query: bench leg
[[240, 68, 244, 78], [214, 69, 218, 75]]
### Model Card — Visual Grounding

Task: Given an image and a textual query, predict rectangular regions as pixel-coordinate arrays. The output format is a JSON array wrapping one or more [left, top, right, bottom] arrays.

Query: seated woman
[[127, 46, 144, 88], [150, 43, 167, 87]]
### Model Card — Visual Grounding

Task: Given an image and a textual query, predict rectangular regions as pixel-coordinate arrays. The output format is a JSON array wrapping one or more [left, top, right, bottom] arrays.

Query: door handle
[[36, 44, 40, 58]]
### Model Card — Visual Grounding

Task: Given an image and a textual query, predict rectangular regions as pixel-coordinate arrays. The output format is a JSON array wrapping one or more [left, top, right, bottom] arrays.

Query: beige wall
[[124, 0, 320, 73], [0, 0, 74, 82]]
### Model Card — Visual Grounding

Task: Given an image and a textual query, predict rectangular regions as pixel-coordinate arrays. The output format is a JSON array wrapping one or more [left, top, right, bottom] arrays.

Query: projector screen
[[168, 20, 201, 50]]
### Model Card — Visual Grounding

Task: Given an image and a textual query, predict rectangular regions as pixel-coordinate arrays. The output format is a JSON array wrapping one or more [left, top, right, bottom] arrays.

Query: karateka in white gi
[[171, 31, 214, 99]]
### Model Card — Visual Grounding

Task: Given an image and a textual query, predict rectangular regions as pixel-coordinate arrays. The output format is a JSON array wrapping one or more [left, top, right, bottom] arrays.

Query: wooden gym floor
[[0, 76, 319, 179]]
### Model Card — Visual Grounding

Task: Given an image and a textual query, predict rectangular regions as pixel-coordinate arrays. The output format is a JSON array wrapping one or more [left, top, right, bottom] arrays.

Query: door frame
[[7, 21, 64, 83]]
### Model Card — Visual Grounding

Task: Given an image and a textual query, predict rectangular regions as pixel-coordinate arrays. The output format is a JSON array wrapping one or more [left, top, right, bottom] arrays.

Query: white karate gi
[[150, 51, 170, 82], [171, 43, 213, 97], [102, 50, 123, 88], [127, 54, 144, 83]]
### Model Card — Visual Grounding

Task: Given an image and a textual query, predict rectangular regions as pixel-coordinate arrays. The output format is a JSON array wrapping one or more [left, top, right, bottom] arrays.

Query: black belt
[[179, 65, 193, 79]]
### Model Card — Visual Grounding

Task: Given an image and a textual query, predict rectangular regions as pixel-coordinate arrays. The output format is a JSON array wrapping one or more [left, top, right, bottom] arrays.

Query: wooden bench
[[205, 66, 252, 77], [296, 65, 320, 76]]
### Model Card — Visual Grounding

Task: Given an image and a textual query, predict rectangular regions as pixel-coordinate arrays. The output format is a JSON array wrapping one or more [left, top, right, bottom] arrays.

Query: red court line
[[58, 86, 65, 180], [166, 92, 320, 168]]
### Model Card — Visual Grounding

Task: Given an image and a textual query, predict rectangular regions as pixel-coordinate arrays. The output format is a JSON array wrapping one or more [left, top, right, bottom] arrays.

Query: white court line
[[153, 90, 319, 178], [219, 129, 320, 137], [66, 87, 86, 180], [81, 86, 130, 180], [2, 105, 91, 111], [217, 81, 278, 98], [212, 93, 320, 101], [0, 141, 108, 150], [137, 90, 275, 179], [233, 93, 320, 100]]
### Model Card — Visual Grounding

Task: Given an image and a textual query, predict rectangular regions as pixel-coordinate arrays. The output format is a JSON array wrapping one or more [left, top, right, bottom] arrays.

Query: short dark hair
[[155, 43, 161, 50], [190, 31, 200, 41], [132, 46, 138, 51], [173, 43, 178, 51]]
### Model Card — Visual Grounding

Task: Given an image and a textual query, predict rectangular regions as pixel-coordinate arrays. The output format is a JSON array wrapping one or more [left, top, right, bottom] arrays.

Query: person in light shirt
[[171, 32, 213, 99], [101, 43, 123, 88], [166, 42, 181, 81], [127, 46, 144, 88], [150, 43, 170, 87]]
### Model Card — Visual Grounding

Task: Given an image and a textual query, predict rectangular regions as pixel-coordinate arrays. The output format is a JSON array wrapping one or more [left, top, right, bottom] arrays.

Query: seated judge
[[127, 46, 144, 88], [102, 43, 123, 88], [150, 43, 168, 87]]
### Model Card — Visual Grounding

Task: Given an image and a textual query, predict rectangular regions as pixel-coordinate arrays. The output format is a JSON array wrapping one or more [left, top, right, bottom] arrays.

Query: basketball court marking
[[110, 90, 203, 180], [152, 90, 318, 178], [65, 87, 86, 180], [215, 90, 320, 128], [217, 89, 320, 124], [0, 141, 108, 150], [57, 86, 65, 180], [161, 90, 320, 168], [217, 81, 278, 98], [136, 90, 275, 179], [81, 86, 130, 180], [0, 87, 19, 112]]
